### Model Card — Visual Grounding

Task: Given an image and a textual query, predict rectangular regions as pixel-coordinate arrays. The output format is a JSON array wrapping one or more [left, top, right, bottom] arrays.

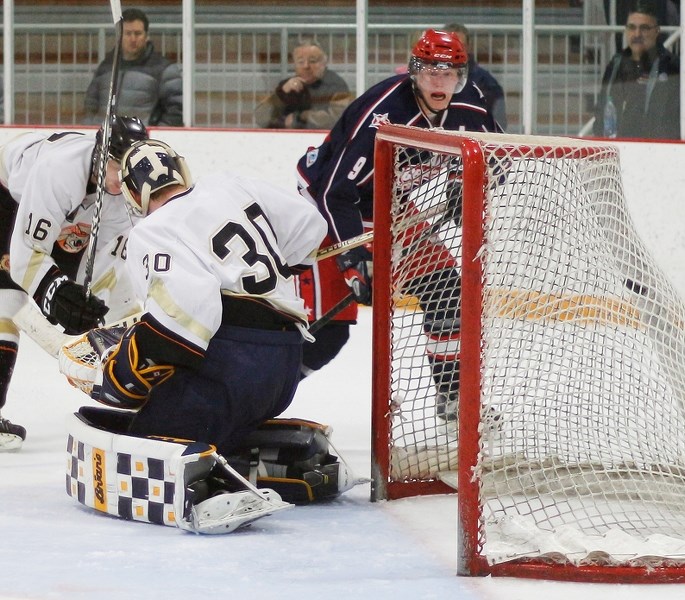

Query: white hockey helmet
[[120, 139, 192, 216]]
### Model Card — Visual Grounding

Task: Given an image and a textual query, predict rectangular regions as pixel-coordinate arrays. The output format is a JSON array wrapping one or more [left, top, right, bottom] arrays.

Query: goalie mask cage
[[371, 124, 685, 583]]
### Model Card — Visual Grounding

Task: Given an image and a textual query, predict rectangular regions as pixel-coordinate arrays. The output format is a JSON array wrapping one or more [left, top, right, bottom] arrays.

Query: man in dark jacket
[[593, 0, 680, 139], [84, 8, 183, 127], [255, 39, 353, 130], [445, 22, 507, 129]]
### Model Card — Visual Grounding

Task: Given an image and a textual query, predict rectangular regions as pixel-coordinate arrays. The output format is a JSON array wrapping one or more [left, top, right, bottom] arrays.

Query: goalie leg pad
[[65, 407, 291, 533], [231, 418, 369, 504]]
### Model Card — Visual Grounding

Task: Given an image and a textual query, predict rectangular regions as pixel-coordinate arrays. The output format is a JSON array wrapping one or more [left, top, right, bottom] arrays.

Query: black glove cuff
[[33, 265, 69, 318]]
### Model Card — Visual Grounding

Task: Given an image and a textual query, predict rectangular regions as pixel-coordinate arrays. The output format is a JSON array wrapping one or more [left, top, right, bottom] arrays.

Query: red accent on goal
[[371, 124, 685, 583]]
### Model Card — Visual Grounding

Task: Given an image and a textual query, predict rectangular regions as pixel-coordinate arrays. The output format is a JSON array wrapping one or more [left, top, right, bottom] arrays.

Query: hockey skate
[[189, 487, 292, 534], [435, 393, 502, 435], [435, 393, 458, 424], [0, 416, 26, 451]]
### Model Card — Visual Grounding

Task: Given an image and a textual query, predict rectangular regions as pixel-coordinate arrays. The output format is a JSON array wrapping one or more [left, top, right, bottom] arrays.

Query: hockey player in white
[[64, 139, 334, 532], [0, 116, 148, 450], [96, 139, 327, 439]]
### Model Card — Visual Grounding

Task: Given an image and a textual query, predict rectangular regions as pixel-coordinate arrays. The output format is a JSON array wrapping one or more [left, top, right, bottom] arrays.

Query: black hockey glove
[[36, 268, 109, 334], [336, 247, 373, 306]]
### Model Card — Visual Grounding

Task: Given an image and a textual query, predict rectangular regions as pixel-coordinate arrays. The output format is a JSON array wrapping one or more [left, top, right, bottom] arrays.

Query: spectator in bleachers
[[592, 0, 680, 139], [603, 0, 679, 51], [255, 39, 353, 130], [83, 8, 183, 127], [444, 23, 508, 129]]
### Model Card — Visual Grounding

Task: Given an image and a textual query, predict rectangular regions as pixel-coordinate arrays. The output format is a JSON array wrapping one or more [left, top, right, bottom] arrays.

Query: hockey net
[[371, 125, 685, 582]]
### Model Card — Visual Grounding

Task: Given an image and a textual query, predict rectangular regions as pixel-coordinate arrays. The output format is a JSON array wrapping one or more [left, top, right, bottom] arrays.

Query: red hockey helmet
[[408, 30, 469, 98], [410, 29, 468, 69]]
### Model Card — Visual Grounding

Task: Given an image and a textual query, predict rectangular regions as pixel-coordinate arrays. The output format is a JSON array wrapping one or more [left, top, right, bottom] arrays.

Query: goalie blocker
[[66, 407, 364, 533]]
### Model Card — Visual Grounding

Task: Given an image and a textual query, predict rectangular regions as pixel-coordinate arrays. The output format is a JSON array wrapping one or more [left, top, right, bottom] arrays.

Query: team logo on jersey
[[370, 112, 391, 129], [57, 223, 91, 253], [0, 253, 9, 272], [305, 147, 319, 168]]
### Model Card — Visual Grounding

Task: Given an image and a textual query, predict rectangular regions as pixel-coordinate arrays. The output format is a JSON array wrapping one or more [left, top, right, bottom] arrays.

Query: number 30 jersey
[[125, 171, 327, 350]]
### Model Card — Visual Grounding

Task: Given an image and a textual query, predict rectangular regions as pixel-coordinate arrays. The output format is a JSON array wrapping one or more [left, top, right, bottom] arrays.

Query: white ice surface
[[2, 308, 685, 599]]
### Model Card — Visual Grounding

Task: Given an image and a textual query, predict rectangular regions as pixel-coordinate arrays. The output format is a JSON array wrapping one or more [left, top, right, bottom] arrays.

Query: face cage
[[409, 58, 469, 96]]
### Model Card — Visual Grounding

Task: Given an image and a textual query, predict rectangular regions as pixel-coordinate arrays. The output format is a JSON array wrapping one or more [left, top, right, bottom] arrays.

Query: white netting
[[381, 130, 685, 570], [58, 335, 101, 395]]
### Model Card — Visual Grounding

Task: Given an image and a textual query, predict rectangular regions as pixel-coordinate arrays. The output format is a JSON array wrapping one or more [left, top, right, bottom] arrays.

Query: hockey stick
[[57, 292, 358, 396], [309, 293, 356, 335], [82, 0, 123, 297], [312, 231, 373, 261], [15, 231, 376, 359]]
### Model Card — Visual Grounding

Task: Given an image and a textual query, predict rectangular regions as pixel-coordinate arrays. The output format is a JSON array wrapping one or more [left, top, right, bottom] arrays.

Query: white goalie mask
[[120, 139, 192, 217]]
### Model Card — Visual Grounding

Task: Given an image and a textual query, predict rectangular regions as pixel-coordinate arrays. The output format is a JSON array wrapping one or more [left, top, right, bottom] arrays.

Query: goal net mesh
[[373, 127, 685, 575]]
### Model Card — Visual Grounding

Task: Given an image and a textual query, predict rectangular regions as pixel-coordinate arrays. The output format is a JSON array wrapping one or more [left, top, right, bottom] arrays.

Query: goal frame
[[370, 124, 685, 583]]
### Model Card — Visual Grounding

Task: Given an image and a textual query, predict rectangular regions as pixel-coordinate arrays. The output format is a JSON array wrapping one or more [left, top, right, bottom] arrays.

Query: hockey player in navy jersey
[[296, 29, 502, 422]]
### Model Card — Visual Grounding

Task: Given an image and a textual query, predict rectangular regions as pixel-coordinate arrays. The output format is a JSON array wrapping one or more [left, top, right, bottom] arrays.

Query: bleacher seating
[[4, 1, 600, 133]]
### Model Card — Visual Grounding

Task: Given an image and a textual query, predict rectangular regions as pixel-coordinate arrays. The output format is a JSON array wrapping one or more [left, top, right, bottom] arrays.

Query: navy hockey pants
[[127, 324, 303, 456]]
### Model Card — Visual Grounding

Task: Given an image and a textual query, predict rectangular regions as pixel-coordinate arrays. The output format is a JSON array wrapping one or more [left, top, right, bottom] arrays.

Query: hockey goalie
[[59, 139, 365, 534]]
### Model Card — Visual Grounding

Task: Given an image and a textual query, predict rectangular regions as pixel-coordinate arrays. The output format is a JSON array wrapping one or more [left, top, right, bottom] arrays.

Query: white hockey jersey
[[125, 171, 328, 350], [2, 131, 140, 318]]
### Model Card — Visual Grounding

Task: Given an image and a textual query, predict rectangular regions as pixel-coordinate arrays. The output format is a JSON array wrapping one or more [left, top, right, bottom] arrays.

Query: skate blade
[[190, 490, 293, 534]]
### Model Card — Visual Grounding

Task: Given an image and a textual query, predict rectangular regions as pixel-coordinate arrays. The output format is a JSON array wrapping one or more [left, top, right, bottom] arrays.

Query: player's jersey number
[[142, 202, 290, 296], [211, 202, 291, 294]]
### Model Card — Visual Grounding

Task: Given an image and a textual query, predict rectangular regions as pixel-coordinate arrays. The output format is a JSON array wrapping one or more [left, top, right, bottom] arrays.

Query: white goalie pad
[[65, 410, 292, 534]]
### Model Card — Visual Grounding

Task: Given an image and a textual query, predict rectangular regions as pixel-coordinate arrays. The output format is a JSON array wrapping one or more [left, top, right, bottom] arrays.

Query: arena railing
[[1, 19, 680, 136]]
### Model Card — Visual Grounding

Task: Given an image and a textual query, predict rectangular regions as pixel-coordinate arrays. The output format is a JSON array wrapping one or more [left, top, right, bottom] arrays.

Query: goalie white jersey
[[125, 171, 327, 350], [2, 130, 136, 305]]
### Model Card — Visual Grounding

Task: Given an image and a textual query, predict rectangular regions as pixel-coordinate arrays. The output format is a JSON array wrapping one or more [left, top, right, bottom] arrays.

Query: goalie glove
[[35, 266, 109, 334], [335, 246, 373, 306], [92, 325, 175, 410]]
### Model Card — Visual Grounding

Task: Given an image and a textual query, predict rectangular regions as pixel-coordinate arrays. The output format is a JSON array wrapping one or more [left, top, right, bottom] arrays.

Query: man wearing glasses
[[593, 0, 680, 139], [255, 39, 353, 129]]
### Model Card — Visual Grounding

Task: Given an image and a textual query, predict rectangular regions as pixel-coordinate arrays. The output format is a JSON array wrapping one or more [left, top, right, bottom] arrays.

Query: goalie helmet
[[408, 29, 469, 94], [120, 139, 192, 217]]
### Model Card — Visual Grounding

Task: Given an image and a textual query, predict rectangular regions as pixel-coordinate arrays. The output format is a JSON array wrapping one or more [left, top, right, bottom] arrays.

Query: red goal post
[[371, 124, 685, 582]]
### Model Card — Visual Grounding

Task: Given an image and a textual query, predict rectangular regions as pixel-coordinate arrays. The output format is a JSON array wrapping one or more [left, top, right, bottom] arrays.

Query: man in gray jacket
[[84, 8, 183, 127]]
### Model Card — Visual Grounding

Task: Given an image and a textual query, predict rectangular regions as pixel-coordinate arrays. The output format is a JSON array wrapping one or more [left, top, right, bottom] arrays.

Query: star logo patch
[[369, 112, 391, 129]]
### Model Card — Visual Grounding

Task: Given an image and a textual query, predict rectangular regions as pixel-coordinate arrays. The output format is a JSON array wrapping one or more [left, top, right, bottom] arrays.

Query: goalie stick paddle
[[82, 1, 124, 297]]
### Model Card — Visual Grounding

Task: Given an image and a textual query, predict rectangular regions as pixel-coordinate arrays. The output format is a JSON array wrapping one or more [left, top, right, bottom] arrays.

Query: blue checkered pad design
[[66, 434, 178, 526]]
